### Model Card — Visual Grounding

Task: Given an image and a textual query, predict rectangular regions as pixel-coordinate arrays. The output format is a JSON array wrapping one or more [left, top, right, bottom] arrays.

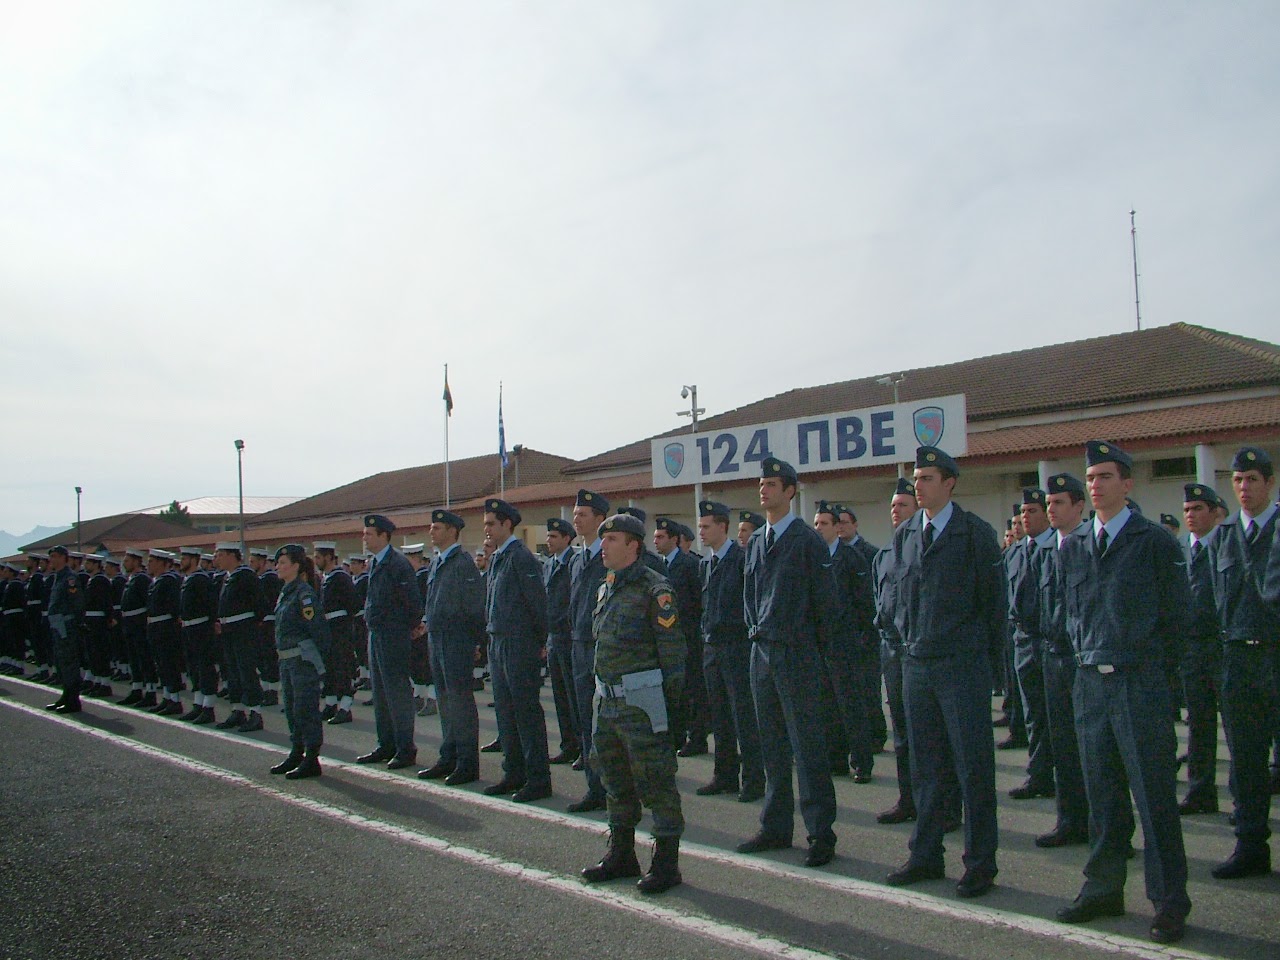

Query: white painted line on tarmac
[[2, 696, 843, 960], [3, 679, 1222, 960]]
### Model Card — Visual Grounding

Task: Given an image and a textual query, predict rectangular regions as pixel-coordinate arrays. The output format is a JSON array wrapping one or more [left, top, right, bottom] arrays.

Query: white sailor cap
[[313, 541, 337, 551], [249, 547, 270, 558], [103, 556, 121, 567], [402, 543, 426, 556], [347, 554, 366, 564], [125, 548, 146, 560], [68, 550, 85, 559], [179, 546, 202, 556], [149, 548, 174, 560], [201, 553, 214, 561], [214, 542, 241, 552], [27, 551, 49, 560], [83, 553, 104, 564]]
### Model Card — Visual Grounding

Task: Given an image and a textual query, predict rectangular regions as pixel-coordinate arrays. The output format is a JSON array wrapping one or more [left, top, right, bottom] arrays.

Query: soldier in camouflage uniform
[[581, 513, 686, 895]]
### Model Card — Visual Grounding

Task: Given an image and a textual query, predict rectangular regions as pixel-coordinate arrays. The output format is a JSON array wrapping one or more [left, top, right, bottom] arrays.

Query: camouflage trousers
[[592, 698, 683, 838]]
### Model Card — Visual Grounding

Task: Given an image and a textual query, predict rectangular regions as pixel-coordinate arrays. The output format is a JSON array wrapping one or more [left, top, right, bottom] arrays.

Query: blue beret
[[915, 446, 959, 477], [364, 514, 396, 534], [1159, 513, 1180, 529], [1012, 503, 1023, 517], [1126, 497, 1143, 515], [1021, 488, 1046, 506], [617, 506, 647, 525], [576, 489, 609, 515], [1216, 493, 1230, 511], [1183, 483, 1218, 506], [699, 500, 730, 519], [655, 517, 680, 534], [1047, 473, 1085, 498], [598, 514, 645, 539], [1231, 446, 1273, 476], [761, 456, 798, 485], [432, 509, 465, 529], [1084, 440, 1132, 469], [834, 504, 857, 522], [739, 510, 765, 529], [485, 499, 521, 526], [894, 478, 916, 497], [814, 500, 838, 519], [678, 523, 695, 540], [546, 517, 573, 537]]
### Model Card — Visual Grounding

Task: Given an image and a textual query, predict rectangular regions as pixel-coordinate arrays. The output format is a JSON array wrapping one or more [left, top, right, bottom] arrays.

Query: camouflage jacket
[[592, 560, 685, 697]]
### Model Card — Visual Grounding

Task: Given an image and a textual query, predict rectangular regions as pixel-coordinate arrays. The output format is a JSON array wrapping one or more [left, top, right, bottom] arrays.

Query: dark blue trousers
[[572, 639, 606, 801], [490, 635, 550, 790], [1041, 649, 1089, 833], [883, 640, 961, 816], [369, 629, 415, 757], [1220, 644, 1278, 848], [703, 639, 764, 792], [1179, 637, 1220, 805], [547, 639, 579, 755], [750, 638, 836, 845], [1014, 635, 1055, 789], [281, 656, 323, 749], [903, 650, 998, 875], [1074, 664, 1189, 916], [429, 633, 480, 775]]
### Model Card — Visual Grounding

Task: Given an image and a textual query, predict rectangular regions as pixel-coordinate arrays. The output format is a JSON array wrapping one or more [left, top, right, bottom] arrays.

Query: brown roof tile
[[20, 513, 200, 553]]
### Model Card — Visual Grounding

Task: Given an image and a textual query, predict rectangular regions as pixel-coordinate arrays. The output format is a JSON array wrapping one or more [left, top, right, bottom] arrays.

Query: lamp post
[[876, 373, 906, 478], [74, 486, 82, 552], [234, 440, 246, 556], [677, 385, 705, 539]]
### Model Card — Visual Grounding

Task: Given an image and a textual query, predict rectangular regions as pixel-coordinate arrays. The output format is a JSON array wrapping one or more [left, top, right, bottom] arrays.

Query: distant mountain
[[0, 526, 62, 557]]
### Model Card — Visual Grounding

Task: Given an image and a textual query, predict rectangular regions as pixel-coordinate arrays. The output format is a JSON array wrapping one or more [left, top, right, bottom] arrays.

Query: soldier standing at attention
[[44, 546, 86, 714], [269, 544, 329, 780], [24, 553, 52, 684], [1056, 441, 1190, 944], [696, 500, 765, 802], [349, 555, 371, 692], [885, 447, 1003, 897], [314, 542, 358, 725], [118, 548, 154, 707], [146, 550, 187, 718], [543, 517, 581, 766], [416, 510, 487, 786], [214, 543, 264, 731], [1, 563, 29, 676], [403, 543, 437, 717], [1209, 447, 1279, 879], [737, 510, 764, 550], [568, 489, 611, 811], [481, 498, 551, 803], [81, 554, 114, 698], [580, 513, 685, 894], [654, 516, 707, 757], [356, 514, 424, 770], [178, 546, 219, 724], [251, 548, 282, 708], [737, 457, 839, 869]]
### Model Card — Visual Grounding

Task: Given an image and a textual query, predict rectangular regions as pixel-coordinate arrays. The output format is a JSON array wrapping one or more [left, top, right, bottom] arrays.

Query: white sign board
[[650, 394, 967, 488]]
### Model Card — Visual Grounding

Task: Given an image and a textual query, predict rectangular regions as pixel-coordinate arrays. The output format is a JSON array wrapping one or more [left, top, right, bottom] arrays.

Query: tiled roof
[[568, 323, 1280, 475], [138, 496, 304, 515], [19, 513, 200, 552], [250, 448, 574, 526]]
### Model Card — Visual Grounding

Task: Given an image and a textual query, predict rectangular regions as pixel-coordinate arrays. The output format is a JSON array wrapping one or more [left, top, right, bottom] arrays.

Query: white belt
[[219, 611, 255, 625], [147, 614, 173, 624], [262, 615, 276, 622], [3, 609, 22, 616], [84, 611, 107, 618], [324, 609, 348, 620], [27, 600, 41, 606], [182, 617, 210, 627], [123, 608, 147, 618]]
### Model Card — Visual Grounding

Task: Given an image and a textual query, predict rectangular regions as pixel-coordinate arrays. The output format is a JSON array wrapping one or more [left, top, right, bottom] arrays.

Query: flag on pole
[[443, 366, 454, 416], [498, 383, 509, 469]]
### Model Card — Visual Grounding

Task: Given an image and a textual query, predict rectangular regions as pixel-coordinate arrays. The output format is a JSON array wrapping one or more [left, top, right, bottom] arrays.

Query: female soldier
[[270, 544, 329, 779]]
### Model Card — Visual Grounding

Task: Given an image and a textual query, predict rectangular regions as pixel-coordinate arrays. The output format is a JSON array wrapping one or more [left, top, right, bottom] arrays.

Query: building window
[[1017, 471, 1039, 488], [1151, 456, 1196, 480]]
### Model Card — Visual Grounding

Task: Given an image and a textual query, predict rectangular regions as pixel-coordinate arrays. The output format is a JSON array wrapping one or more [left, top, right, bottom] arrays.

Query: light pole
[[74, 486, 82, 552], [677, 385, 705, 539], [234, 440, 246, 556], [877, 373, 906, 478]]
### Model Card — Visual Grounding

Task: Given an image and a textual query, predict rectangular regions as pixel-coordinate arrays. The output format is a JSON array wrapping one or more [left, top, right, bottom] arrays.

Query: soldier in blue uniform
[[314, 542, 358, 725], [178, 546, 218, 723], [349, 554, 371, 691], [568, 489, 611, 810], [884, 447, 1003, 898], [356, 514, 423, 769], [403, 543, 437, 716], [251, 548, 283, 707], [117, 549, 154, 706], [214, 542, 264, 730], [105, 556, 128, 684], [269, 544, 329, 780], [0, 563, 28, 676], [695, 500, 764, 801], [417, 509, 487, 786], [1177, 483, 1223, 815], [834, 504, 886, 752], [481, 498, 551, 802], [24, 554, 52, 684], [1056, 441, 1190, 945], [145, 550, 188, 717], [1209, 447, 1278, 879], [543, 517, 581, 766], [80, 554, 114, 697], [654, 516, 707, 756], [737, 510, 764, 550], [43, 546, 86, 713], [737, 457, 839, 869]]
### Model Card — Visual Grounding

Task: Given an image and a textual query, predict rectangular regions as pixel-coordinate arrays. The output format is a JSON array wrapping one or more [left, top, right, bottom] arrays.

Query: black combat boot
[[285, 746, 322, 780], [581, 827, 641, 883], [637, 837, 682, 894], [271, 746, 305, 775]]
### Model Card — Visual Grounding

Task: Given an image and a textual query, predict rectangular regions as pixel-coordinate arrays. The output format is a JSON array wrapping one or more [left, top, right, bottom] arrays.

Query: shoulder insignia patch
[[302, 605, 315, 621], [656, 591, 674, 611]]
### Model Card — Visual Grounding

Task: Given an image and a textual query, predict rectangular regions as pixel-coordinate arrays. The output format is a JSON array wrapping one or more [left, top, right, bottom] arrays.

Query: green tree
[[159, 500, 193, 527]]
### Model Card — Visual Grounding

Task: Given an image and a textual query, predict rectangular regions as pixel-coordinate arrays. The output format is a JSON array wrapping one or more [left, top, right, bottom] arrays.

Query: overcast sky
[[4, 2, 1278, 534]]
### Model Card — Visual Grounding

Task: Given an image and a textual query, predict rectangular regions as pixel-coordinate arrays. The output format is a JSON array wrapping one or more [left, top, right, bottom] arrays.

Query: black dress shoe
[[1035, 827, 1088, 848], [483, 777, 526, 796], [192, 708, 216, 726], [877, 804, 917, 825], [178, 705, 204, 722], [956, 869, 995, 898], [327, 708, 352, 725], [567, 793, 607, 813], [444, 770, 479, 786], [695, 780, 738, 796], [512, 783, 552, 803], [1056, 893, 1125, 924], [677, 739, 708, 757], [54, 700, 83, 714], [885, 861, 945, 886], [237, 710, 264, 732], [1211, 846, 1271, 879], [549, 749, 581, 765], [320, 703, 337, 721], [736, 832, 792, 854], [996, 735, 1028, 750], [45, 698, 66, 711], [118, 690, 143, 706], [159, 700, 185, 716], [852, 766, 873, 785], [386, 752, 417, 770], [481, 739, 502, 753], [355, 747, 395, 764], [1009, 781, 1055, 800], [417, 760, 455, 780], [804, 837, 835, 868], [216, 710, 247, 730], [1178, 794, 1219, 816], [1149, 911, 1186, 944], [571, 756, 585, 771], [737, 785, 765, 803]]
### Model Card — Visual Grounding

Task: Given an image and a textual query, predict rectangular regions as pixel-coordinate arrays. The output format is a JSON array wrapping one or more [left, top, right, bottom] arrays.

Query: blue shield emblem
[[913, 406, 945, 447], [663, 442, 685, 479]]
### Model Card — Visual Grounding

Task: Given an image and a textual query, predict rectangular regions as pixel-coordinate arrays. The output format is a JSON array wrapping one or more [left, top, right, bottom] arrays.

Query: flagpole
[[444, 363, 451, 507], [499, 382, 506, 495]]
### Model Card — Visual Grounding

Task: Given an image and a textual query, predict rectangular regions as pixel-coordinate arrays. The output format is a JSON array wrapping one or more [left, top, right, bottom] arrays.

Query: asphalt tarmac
[[1, 672, 1275, 960]]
